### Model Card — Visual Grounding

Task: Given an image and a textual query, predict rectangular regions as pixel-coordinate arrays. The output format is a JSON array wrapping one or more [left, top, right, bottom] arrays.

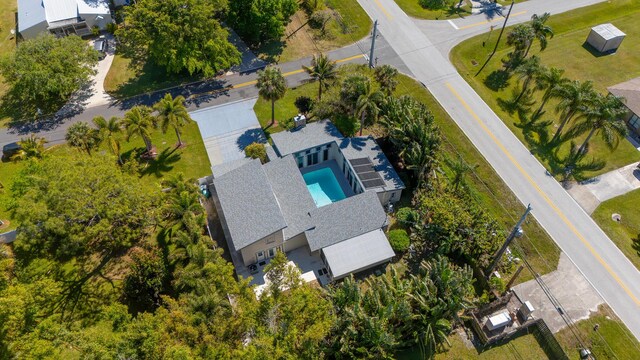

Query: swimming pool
[[303, 167, 347, 207]]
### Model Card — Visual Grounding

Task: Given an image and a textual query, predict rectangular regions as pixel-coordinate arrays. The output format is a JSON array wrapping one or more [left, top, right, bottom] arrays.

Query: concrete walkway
[[86, 34, 116, 108], [568, 162, 640, 214], [512, 253, 604, 333]]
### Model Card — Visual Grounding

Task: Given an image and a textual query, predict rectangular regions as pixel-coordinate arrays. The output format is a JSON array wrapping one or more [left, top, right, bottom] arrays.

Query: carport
[[190, 98, 266, 171]]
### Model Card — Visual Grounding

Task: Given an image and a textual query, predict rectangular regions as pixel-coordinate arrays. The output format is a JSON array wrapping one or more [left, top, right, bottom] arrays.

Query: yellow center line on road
[[458, 11, 527, 30], [189, 54, 365, 99], [445, 82, 640, 306], [374, 0, 394, 20]]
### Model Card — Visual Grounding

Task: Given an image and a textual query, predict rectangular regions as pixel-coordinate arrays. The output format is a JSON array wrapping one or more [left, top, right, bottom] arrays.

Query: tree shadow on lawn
[[254, 39, 285, 64], [632, 235, 640, 257], [484, 69, 511, 92], [122, 146, 182, 179], [111, 60, 202, 100]]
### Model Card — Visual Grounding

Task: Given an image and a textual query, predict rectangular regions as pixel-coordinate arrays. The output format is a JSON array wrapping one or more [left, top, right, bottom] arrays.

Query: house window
[[323, 148, 329, 161], [297, 156, 304, 168], [256, 251, 265, 262], [630, 114, 640, 130], [315, 146, 321, 152], [268, 247, 277, 258]]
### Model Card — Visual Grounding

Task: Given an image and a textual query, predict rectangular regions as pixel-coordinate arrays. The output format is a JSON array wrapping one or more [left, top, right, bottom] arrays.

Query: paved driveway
[[189, 98, 265, 169]]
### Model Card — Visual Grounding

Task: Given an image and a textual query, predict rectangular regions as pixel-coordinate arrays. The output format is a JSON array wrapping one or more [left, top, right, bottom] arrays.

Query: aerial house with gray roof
[[210, 120, 404, 284]]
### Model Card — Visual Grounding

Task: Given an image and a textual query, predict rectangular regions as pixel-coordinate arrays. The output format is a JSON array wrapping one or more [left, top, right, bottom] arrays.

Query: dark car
[[2, 142, 21, 160], [94, 38, 108, 59]]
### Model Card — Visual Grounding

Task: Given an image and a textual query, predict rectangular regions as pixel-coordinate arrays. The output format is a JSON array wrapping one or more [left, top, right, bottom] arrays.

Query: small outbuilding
[[586, 23, 626, 54]]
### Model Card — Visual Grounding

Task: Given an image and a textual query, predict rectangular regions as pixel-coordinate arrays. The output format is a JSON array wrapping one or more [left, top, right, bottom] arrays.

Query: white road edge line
[[447, 19, 459, 30]]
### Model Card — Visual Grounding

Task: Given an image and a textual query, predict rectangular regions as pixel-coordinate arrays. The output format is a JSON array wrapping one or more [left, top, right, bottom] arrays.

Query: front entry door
[[256, 251, 265, 262]]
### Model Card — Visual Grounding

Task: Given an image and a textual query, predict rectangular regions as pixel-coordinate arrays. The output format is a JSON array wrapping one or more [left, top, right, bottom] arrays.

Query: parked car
[[2, 142, 20, 160], [94, 38, 108, 59]]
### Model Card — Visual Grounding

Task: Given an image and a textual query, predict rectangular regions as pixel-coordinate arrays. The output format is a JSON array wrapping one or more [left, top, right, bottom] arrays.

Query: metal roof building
[[586, 23, 625, 54]]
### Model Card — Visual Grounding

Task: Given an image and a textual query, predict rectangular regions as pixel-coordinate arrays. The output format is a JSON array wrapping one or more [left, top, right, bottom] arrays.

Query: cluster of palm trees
[[65, 93, 192, 162], [327, 257, 473, 359], [256, 53, 399, 136], [504, 13, 628, 174]]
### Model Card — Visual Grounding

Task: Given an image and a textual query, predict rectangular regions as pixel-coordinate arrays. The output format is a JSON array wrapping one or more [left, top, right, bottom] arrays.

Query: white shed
[[586, 23, 625, 53]]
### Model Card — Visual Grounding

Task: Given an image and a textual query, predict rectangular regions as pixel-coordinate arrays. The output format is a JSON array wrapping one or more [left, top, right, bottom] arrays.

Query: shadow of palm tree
[[632, 235, 640, 257], [141, 147, 181, 178]]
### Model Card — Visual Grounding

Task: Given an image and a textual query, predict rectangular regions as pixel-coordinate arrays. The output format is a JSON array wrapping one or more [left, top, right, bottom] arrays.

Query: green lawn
[[254, 70, 560, 281], [0, 121, 210, 232], [256, 0, 371, 63], [394, 0, 471, 20], [592, 188, 640, 270], [451, 0, 640, 179], [555, 306, 640, 359]]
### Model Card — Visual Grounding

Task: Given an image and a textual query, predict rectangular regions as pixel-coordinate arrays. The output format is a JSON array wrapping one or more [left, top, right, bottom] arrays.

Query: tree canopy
[[117, 0, 241, 77], [0, 33, 98, 116], [228, 0, 299, 44]]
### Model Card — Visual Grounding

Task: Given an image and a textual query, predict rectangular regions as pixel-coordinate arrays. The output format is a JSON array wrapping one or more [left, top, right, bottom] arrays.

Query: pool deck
[[300, 160, 355, 199]]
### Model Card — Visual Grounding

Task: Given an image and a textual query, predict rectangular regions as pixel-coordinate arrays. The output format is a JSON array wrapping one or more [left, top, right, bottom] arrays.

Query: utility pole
[[486, 204, 532, 278], [475, 0, 515, 77], [369, 20, 378, 68]]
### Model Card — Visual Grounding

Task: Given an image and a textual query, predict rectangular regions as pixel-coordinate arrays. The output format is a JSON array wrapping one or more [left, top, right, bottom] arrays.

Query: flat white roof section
[[591, 23, 625, 40], [190, 99, 266, 170], [322, 229, 394, 279]]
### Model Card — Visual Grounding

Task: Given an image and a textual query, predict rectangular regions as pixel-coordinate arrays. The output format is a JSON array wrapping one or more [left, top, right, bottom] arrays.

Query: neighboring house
[[210, 120, 404, 283], [608, 77, 640, 138], [18, 0, 113, 39]]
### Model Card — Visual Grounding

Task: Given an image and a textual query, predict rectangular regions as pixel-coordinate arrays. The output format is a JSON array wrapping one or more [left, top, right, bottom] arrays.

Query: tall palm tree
[[571, 94, 628, 156], [525, 13, 553, 58], [123, 106, 157, 155], [506, 24, 535, 65], [66, 121, 98, 156], [154, 93, 192, 147], [10, 134, 47, 162], [374, 64, 399, 96], [165, 190, 203, 230], [93, 116, 123, 162], [257, 66, 287, 127], [355, 80, 382, 136], [552, 80, 596, 142], [303, 53, 338, 100], [533, 67, 567, 118], [514, 56, 541, 103]]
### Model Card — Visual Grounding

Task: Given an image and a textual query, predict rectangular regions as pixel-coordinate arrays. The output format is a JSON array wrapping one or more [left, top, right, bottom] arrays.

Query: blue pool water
[[303, 167, 347, 207]]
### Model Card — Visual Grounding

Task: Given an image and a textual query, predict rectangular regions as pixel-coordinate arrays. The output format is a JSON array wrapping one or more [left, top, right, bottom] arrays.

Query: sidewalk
[[568, 161, 640, 214]]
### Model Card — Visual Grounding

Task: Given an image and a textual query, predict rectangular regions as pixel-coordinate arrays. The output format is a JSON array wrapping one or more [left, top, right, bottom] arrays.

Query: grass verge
[[592, 188, 640, 270], [254, 70, 560, 281], [450, 0, 640, 179], [555, 305, 640, 359], [394, 0, 471, 20]]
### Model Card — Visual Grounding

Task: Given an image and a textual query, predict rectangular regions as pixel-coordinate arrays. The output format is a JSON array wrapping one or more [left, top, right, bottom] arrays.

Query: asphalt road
[[0, 34, 407, 150], [355, 0, 640, 340]]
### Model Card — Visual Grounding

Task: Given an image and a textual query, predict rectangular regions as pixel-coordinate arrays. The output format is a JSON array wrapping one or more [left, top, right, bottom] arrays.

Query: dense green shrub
[[388, 229, 410, 252], [396, 207, 418, 225], [245, 142, 267, 163]]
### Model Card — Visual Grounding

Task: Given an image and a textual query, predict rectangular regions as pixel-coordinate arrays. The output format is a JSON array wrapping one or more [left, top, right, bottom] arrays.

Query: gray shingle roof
[[213, 159, 286, 250], [305, 191, 388, 252], [270, 120, 343, 156], [608, 77, 640, 117], [263, 156, 317, 240], [323, 229, 395, 279]]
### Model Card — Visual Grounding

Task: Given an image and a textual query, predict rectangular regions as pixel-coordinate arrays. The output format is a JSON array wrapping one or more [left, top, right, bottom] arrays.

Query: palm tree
[[444, 155, 478, 191], [10, 134, 47, 161], [525, 13, 553, 58], [303, 53, 338, 100], [374, 64, 399, 96], [66, 121, 98, 156], [552, 80, 596, 142], [514, 56, 541, 103], [154, 93, 192, 147], [123, 106, 157, 156], [571, 94, 628, 156], [165, 190, 203, 230], [533, 67, 567, 118], [256, 66, 287, 127], [93, 116, 123, 162], [355, 80, 382, 136], [506, 24, 535, 66]]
